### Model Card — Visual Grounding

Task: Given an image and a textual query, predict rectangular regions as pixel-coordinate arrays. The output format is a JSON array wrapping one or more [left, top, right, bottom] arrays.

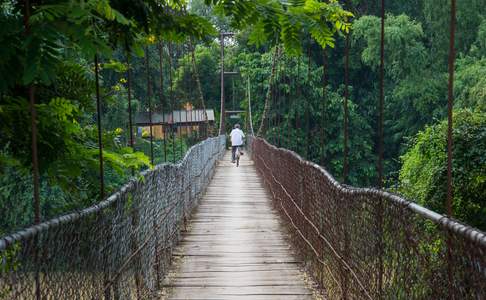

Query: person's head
[[234, 124, 240, 129]]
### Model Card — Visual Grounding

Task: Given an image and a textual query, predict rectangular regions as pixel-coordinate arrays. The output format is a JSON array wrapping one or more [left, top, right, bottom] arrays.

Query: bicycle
[[235, 146, 241, 167]]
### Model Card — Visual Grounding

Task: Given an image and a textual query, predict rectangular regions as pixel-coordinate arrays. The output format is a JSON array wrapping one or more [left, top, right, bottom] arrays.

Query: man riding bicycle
[[230, 124, 245, 163]]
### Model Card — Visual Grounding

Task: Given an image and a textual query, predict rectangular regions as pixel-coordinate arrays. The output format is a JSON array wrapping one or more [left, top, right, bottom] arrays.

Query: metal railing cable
[[0, 135, 225, 299], [249, 137, 486, 299]]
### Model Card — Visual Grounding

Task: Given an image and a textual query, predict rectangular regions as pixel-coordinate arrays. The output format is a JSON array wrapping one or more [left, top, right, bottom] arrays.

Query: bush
[[399, 109, 486, 230]]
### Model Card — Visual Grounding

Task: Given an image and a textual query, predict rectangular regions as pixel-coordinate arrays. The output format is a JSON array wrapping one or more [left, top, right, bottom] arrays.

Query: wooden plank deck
[[163, 151, 315, 300]]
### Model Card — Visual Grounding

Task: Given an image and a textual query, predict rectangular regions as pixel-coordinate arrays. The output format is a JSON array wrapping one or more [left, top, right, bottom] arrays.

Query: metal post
[[23, 2, 41, 298], [126, 53, 134, 150], [94, 54, 105, 199], [146, 46, 154, 165], [305, 42, 311, 159], [23, 0, 40, 225], [343, 35, 350, 184], [219, 32, 225, 135], [446, 0, 457, 297], [126, 49, 136, 178], [168, 43, 176, 162], [295, 56, 301, 137], [158, 42, 167, 162], [247, 77, 254, 136], [320, 49, 327, 166], [179, 45, 184, 158], [446, 0, 456, 220], [277, 61, 282, 147], [378, 0, 385, 188], [377, 1, 385, 298]]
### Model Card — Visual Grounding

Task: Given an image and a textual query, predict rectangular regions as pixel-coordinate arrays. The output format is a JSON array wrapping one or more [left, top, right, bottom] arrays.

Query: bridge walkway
[[163, 151, 315, 299]]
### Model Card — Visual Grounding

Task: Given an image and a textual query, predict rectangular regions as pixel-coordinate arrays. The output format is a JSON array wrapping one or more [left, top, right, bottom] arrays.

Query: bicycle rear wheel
[[236, 147, 240, 167]]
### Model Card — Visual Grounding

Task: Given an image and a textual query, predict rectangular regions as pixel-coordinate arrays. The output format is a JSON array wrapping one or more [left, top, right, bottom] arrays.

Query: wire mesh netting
[[250, 137, 486, 299], [0, 135, 225, 299]]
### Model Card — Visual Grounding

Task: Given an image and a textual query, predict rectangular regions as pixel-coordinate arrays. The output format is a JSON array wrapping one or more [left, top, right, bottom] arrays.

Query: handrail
[[0, 136, 226, 250], [250, 136, 486, 299], [0, 135, 226, 299]]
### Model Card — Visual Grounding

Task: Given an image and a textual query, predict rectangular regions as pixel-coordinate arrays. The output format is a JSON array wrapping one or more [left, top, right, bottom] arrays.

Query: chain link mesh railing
[[0, 135, 225, 300], [250, 137, 486, 299]]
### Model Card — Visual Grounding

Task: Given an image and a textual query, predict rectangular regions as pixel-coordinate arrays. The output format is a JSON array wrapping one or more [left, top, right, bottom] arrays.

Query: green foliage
[[353, 14, 427, 80], [209, 0, 352, 54], [400, 110, 486, 230], [353, 13, 448, 173], [233, 50, 376, 186], [455, 57, 486, 111]]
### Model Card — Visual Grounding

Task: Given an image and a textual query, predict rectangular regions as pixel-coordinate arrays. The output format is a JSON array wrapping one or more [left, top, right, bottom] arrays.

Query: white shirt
[[230, 128, 245, 146]]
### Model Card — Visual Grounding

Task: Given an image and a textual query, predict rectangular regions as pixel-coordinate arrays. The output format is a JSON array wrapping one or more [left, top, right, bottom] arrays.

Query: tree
[[400, 110, 486, 230]]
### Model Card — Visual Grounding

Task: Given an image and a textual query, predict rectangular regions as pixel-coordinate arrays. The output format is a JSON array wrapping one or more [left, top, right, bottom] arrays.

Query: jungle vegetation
[[0, 0, 484, 234]]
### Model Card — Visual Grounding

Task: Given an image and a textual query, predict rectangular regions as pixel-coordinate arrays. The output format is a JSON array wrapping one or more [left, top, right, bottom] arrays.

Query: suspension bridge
[[1, 1, 486, 298], [0, 133, 485, 299]]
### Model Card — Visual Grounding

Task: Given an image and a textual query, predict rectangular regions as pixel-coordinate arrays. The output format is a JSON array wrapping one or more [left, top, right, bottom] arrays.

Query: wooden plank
[[162, 151, 315, 300]]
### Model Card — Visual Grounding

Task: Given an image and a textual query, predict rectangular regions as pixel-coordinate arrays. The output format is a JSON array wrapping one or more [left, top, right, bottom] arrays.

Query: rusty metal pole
[[146, 46, 154, 165], [446, 0, 457, 297], [179, 44, 184, 158], [168, 43, 176, 162], [343, 35, 350, 185], [342, 31, 351, 300], [23, 0, 40, 224], [320, 49, 327, 166], [446, 0, 456, 221], [126, 53, 134, 150], [126, 50, 135, 178], [94, 54, 105, 199], [378, 0, 385, 189], [23, 2, 41, 298], [158, 42, 167, 162], [219, 33, 225, 136], [377, 1, 385, 298], [305, 42, 311, 159], [29, 85, 41, 223]]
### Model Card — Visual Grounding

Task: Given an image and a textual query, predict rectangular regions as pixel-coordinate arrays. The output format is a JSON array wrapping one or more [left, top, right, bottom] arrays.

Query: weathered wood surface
[[163, 151, 315, 299]]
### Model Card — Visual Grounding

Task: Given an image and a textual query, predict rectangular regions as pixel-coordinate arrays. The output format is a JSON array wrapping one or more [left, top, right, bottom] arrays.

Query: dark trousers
[[232, 145, 242, 161]]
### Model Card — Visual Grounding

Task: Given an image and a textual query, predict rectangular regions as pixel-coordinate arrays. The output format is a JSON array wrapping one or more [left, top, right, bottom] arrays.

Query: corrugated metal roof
[[134, 109, 215, 125]]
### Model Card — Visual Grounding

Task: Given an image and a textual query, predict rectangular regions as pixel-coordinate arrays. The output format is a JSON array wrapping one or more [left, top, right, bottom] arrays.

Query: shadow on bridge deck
[[162, 151, 315, 299]]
